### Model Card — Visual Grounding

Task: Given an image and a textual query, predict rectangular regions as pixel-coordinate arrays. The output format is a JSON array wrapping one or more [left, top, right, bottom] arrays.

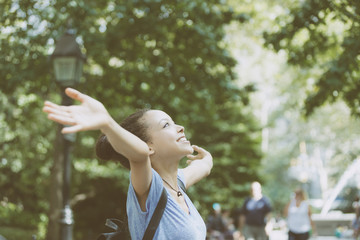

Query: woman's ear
[[149, 146, 155, 155]]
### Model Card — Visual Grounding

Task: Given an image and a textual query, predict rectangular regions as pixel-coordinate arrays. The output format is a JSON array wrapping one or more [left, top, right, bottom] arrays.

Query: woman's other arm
[[182, 145, 213, 188]]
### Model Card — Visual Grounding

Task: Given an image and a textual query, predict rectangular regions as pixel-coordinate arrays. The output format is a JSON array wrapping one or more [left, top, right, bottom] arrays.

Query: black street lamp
[[50, 29, 86, 240]]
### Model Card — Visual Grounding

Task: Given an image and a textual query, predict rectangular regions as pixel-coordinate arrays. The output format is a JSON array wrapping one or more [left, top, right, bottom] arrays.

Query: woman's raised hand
[[43, 88, 111, 134], [183, 145, 213, 187], [186, 145, 213, 168]]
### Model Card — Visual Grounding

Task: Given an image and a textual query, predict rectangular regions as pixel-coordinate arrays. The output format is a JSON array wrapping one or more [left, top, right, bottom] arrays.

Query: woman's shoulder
[[127, 169, 165, 213], [177, 168, 186, 184]]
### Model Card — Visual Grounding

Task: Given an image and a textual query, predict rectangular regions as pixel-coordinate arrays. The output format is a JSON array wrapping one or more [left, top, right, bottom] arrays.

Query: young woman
[[284, 188, 316, 240], [352, 196, 360, 239], [43, 88, 213, 239]]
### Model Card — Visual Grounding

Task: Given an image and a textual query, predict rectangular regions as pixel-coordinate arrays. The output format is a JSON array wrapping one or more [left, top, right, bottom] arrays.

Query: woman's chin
[[186, 145, 195, 154]]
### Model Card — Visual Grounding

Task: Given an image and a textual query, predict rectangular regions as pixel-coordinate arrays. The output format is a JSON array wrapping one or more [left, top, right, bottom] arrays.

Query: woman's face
[[295, 191, 304, 201], [143, 110, 194, 158]]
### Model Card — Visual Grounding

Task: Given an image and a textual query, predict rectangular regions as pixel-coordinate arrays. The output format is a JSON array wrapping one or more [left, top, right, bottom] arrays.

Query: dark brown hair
[[95, 109, 151, 169]]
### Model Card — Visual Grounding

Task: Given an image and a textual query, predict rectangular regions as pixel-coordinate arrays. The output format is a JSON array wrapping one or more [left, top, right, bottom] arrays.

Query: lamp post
[[50, 29, 86, 240]]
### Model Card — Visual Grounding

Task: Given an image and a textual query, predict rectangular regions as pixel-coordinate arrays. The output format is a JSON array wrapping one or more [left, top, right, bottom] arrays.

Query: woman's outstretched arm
[[43, 88, 149, 162], [43, 88, 153, 207]]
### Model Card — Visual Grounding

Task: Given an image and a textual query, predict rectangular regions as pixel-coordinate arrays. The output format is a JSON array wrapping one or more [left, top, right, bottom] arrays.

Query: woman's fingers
[[187, 155, 197, 160], [192, 145, 207, 155], [44, 100, 56, 107], [65, 88, 87, 103], [47, 113, 76, 126], [186, 145, 211, 163], [44, 88, 86, 106], [43, 88, 107, 134], [43, 101, 60, 112], [47, 112, 84, 134], [192, 145, 206, 153], [43, 103, 75, 128], [187, 145, 202, 160], [43, 100, 73, 115], [43, 105, 71, 118], [192, 145, 200, 151]]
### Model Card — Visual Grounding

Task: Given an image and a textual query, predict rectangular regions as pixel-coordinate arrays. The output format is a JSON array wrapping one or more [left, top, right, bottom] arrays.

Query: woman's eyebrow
[[158, 118, 168, 124], [158, 118, 173, 124]]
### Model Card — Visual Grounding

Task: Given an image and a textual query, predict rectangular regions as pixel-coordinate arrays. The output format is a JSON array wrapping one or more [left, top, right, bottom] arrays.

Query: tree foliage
[[226, 0, 360, 215], [264, 0, 360, 116], [0, 0, 261, 239]]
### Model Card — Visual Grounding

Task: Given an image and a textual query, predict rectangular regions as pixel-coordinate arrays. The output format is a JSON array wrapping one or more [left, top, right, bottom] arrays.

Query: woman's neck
[[153, 163, 179, 185], [295, 198, 303, 206]]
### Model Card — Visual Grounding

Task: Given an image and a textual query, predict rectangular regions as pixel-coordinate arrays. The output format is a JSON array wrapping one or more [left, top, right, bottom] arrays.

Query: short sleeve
[[177, 169, 186, 190], [263, 197, 272, 214], [127, 169, 164, 239]]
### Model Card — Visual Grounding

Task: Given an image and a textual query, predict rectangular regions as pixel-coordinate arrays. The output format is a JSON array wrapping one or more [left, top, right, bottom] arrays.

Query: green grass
[[0, 227, 37, 240]]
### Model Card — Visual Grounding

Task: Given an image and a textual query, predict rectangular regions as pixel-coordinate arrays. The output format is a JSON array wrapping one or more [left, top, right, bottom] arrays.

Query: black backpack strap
[[142, 187, 168, 240], [98, 180, 183, 240]]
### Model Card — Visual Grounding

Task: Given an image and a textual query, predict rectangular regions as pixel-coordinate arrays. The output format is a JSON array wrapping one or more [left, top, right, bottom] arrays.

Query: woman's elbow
[[136, 148, 151, 162], [203, 162, 213, 177], [126, 145, 151, 164]]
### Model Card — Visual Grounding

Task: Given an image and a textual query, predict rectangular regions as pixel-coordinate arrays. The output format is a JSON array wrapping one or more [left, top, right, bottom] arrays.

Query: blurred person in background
[[207, 203, 243, 240], [352, 196, 360, 239], [284, 188, 316, 240], [238, 181, 272, 240], [207, 203, 227, 240]]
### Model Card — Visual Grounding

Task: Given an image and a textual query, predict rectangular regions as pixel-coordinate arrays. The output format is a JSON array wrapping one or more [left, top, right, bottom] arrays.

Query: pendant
[[177, 191, 182, 197]]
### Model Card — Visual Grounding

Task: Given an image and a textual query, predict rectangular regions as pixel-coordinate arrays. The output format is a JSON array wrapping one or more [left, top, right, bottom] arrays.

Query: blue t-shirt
[[241, 196, 272, 226], [127, 169, 207, 240]]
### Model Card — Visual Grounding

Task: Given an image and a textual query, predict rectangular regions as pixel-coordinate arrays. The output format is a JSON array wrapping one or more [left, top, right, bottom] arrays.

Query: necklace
[[162, 178, 182, 197]]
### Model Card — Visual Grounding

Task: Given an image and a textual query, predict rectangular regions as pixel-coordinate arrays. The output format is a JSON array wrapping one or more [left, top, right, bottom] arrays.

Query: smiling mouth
[[177, 136, 188, 142]]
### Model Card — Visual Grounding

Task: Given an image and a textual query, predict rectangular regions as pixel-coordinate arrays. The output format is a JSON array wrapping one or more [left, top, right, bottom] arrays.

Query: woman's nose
[[177, 125, 184, 132]]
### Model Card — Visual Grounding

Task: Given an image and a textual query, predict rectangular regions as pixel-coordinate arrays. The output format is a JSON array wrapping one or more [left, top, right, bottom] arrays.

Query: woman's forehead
[[145, 110, 172, 123]]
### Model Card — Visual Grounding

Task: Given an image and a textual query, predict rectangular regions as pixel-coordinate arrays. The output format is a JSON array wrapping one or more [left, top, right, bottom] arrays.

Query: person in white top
[[352, 196, 360, 239], [283, 188, 316, 240]]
